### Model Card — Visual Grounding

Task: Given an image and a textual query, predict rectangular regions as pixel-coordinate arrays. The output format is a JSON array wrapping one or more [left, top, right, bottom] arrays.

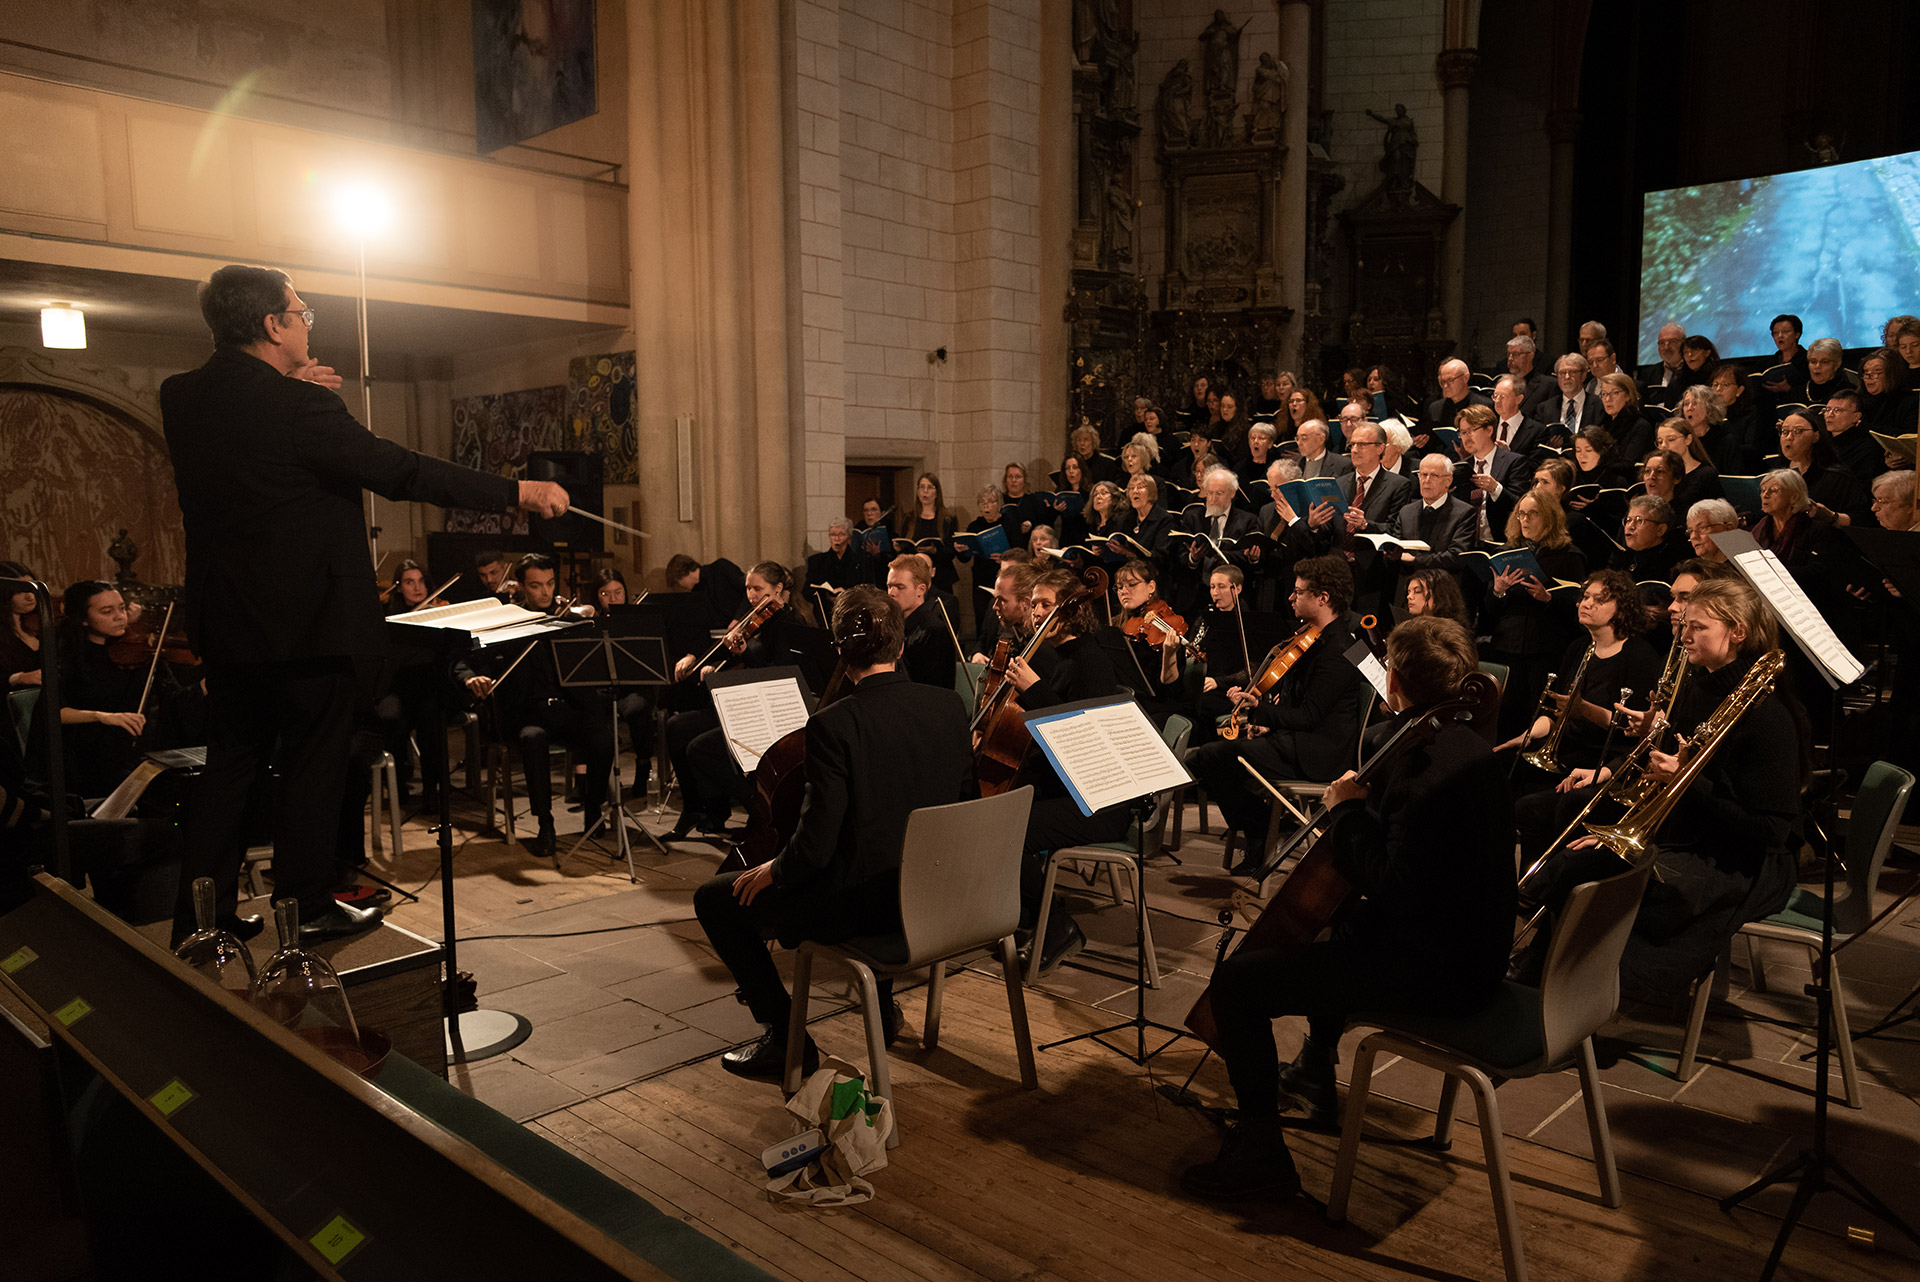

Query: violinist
[[692, 585, 973, 1080], [1187, 566, 1253, 741], [467, 548, 514, 601], [884, 554, 957, 690], [456, 554, 613, 859], [585, 567, 660, 796], [1111, 560, 1190, 725], [1181, 617, 1515, 1202], [666, 561, 801, 839], [382, 560, 452, 806], [2, 560, 43, 688], [1183, 556, 1369, 874], [1006, 568, 1124, 974], [38, 581, 151, 798]]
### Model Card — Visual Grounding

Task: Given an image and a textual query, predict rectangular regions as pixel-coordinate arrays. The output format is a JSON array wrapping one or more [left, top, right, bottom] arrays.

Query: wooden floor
[[351, 781, 1920, 1282]]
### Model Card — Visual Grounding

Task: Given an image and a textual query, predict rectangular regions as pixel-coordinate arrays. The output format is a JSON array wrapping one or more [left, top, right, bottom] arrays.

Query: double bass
[[971, 566, 1109, 796], [1185, 671, 1500, 1047]]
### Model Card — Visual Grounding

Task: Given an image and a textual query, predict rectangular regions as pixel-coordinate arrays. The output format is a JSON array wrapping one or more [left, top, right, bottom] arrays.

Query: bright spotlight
[[41, 305, 85, 349], [332, 182, 393, 240]]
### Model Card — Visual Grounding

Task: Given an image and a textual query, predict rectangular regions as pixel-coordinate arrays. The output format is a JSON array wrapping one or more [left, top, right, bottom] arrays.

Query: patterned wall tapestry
[[445, 385, 569, 534], [0, 388, 185, 591], [568, 351, 637, 484]]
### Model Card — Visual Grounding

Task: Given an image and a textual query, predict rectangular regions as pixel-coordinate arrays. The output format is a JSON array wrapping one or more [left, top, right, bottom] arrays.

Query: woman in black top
[[900, 472, 960, 597], [1000, 462, 1045, 546], [1655, 421, 1723, 516], [1776, 410, 1869, 525], [1500, 570, 1662, 789], [45, 581, 149, 798], [959, 487, 1007, 628], [1054, 456, 1091, 548], [1115, 474, 1176, 560], [1569, 426, 1634, 492], [1214, 391, 1249, 462], [1481, 490, 1589, 739], [1181, 374, 1212, 429], [1857, 348, 1916, 434], [1595, 373, 1655, 465], [1, 560, 43, 691]]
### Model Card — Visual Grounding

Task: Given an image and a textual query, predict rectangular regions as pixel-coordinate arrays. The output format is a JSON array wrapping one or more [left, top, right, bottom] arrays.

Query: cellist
[[1180, 616, 1516, 1204], [691, 586, 972, 1081]]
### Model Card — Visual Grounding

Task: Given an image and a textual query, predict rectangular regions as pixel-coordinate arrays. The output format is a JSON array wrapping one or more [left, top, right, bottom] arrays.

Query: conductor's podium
[[0, 875, 773, 1281]]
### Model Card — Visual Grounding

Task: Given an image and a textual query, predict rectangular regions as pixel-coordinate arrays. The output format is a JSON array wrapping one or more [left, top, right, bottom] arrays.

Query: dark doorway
[[844, 466, 896, 523]]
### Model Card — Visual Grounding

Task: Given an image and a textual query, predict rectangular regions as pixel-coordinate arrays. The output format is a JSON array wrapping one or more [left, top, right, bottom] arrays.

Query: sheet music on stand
[[1711, 530, 1865, 688], [387, 597, 581, 649], [708, 667, 814, 773], [1024, 696, 1193, 817]]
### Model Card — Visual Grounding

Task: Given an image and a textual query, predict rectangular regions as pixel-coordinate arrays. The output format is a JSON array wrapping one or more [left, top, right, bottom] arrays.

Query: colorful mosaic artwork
[[568, 352, 637, 484], [444, 385, 568, 534]]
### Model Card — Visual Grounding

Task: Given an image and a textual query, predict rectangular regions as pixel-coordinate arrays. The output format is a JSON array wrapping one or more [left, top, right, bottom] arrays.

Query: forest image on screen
[[1638, 151, 1920, 364]]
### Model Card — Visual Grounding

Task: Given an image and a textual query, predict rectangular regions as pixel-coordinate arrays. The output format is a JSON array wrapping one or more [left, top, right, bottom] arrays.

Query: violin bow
[[935, 597, 975, 700], [425, 572, 461, 606], [480, 642, 540, 696], [134, 600, 176, 720]]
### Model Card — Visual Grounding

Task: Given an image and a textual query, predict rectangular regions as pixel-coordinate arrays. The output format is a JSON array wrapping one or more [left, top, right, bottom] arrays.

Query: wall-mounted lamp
[[41, 305, 85, 349]]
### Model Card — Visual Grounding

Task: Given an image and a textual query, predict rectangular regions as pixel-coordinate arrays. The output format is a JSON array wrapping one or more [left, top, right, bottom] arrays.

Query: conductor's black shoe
[[530, 816, 557, 859], [299, 900, 384, 943], [1180, 1116, 1302, 1202], [721, 1028, 818, 1082], [219, 913, 265, 942], [1019, 915, 1085, 976], [667, 809, 702, 840]]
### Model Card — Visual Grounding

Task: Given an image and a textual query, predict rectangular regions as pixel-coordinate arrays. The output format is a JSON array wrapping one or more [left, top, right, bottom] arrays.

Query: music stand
[[551, 633, 673, 879], [388, 600, 584, 1063], [1023, 696, 1194, 1067]]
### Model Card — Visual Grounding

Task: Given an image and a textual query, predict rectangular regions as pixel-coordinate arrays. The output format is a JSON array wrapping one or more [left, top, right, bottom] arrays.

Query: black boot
[[721, 1025, 819, 1082], [1180, 1115, 1302, 1202], [529, 815, 557, 859], [1279, 1038, 1339, 1122]]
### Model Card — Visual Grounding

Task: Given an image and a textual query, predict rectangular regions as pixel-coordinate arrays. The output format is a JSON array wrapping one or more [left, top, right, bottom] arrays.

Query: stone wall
[[1459, 0, 1550, 370]]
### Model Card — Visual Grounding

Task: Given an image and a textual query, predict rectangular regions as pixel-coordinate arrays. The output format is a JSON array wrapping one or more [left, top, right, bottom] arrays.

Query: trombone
[[1520, 642, 1593, 775]]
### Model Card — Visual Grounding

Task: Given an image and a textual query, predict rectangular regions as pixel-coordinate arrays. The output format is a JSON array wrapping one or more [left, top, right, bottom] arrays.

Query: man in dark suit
[[1639, 321, 1699, 408], [1171, 466, 1259, 617], [1452, 404, 1532, 544], [1295, 420, 1354, 482], [693, 587, 973, 1079], [1182, 617, 1514, 1199], [162, 265, 564, 946], [1184, 557, 1369, 874], [1505, 336, 1556, 417], [1488, 375, 1552, 457], [1389, 453, 1479, 578], [1536, 354, 1602, 439], [885, 554, 958, 690], [1426, 358, 1492, 432], [1336, 423, 1415, 534]]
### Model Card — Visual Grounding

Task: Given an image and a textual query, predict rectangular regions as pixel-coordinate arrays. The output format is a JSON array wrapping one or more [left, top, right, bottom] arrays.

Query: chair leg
[[1169, 788, 1186, 852], [1220, 827, 1237, 871], [1811, 943, 1863, 1108], [998, 936, 1039, 1090], [847, 961, 898, 1150], [783, 946, 816, 1096], [368, 759, 384, 855], [1577, 1036, 1623, 1208], [1325, 1040, 1380, 1223], [1677, 961, 1715, 1082], [1433, 1074, 1461, 1147], [1196, 786, 1209, 835], [1745, 933, 1767, 994], [384, 757, 402, 856], [1104, 861, 1124, 906], [1463, 1067, 1527, 1282], [924, 962, 946, 1052], [1027, 854, 1064, 986]]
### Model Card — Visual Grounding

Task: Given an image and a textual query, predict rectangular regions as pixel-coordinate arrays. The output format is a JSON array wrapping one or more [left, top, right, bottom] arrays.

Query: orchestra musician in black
[[692, 586, 973, 1080], [161, 264, 564, 945]]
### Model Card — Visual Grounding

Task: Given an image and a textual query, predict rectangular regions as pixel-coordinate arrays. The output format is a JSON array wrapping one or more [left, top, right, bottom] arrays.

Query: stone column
[[627, 0, 803, 578], [1276, 0, 1312, 368], [1436, 47, 1478, 348], [1543, 108, 1581, 352]]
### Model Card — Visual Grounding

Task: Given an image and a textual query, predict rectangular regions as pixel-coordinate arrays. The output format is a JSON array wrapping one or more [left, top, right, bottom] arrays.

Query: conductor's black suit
[[163, 347, 517, 938]]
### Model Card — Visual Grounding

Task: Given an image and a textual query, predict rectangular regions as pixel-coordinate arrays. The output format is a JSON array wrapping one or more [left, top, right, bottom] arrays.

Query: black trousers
[[692, 868, 901, 1031], [515, 700, 614, 820], [1186, 734, 1311, 853], [388, 662, 453, 792], [174, 658, 357, 938], [1211, 939, 1490, 1118], [667, 708, 742, 820], [1020, 795, 1134, 924]]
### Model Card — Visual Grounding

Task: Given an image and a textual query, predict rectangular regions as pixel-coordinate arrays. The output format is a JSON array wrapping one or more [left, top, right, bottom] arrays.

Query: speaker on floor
[[526, 451, 603, 551]]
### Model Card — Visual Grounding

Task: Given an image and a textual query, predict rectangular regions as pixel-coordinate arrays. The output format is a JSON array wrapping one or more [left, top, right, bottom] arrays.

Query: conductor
[[163, 265, 569, 945]]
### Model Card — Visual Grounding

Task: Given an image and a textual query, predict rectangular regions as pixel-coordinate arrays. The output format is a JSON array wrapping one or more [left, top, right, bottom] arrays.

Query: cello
[[970, 565, 1109, 797], [1184, 670, 1499, 1048]]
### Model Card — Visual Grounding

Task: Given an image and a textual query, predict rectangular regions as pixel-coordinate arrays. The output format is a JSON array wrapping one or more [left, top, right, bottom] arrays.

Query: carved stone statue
[[108, 528, 138, 584], [1366, 104, 1419, 199], [1157, 59, 1194, 150], [1249, 52, 1285, 139], [1198, 9, 1247, 104]]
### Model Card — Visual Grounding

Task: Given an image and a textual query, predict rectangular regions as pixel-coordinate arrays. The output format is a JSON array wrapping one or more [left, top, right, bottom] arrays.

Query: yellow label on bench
[[310, 1215, 366, 1266], [150, 1078, 194, 1117], [53, 997, 91, 1026], [1, 946, 35, 973]]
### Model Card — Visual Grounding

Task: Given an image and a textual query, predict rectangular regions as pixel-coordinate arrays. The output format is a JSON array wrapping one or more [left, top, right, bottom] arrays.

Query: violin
[[106, 600, 200, 671], [1186, 671, 1500, 1048], [971, 566, 1109, 797], [1219, 622, 1321, 741], [680, 596, 777, 681], [1122, 599, 1205, 657]]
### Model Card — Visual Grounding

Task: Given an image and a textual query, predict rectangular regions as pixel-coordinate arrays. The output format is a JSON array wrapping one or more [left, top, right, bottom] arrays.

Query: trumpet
[[1520, 642, 1593, 775]]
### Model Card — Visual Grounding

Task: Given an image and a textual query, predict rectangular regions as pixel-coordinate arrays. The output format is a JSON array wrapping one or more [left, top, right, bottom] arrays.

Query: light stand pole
[[353, 233, 381, 566]]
